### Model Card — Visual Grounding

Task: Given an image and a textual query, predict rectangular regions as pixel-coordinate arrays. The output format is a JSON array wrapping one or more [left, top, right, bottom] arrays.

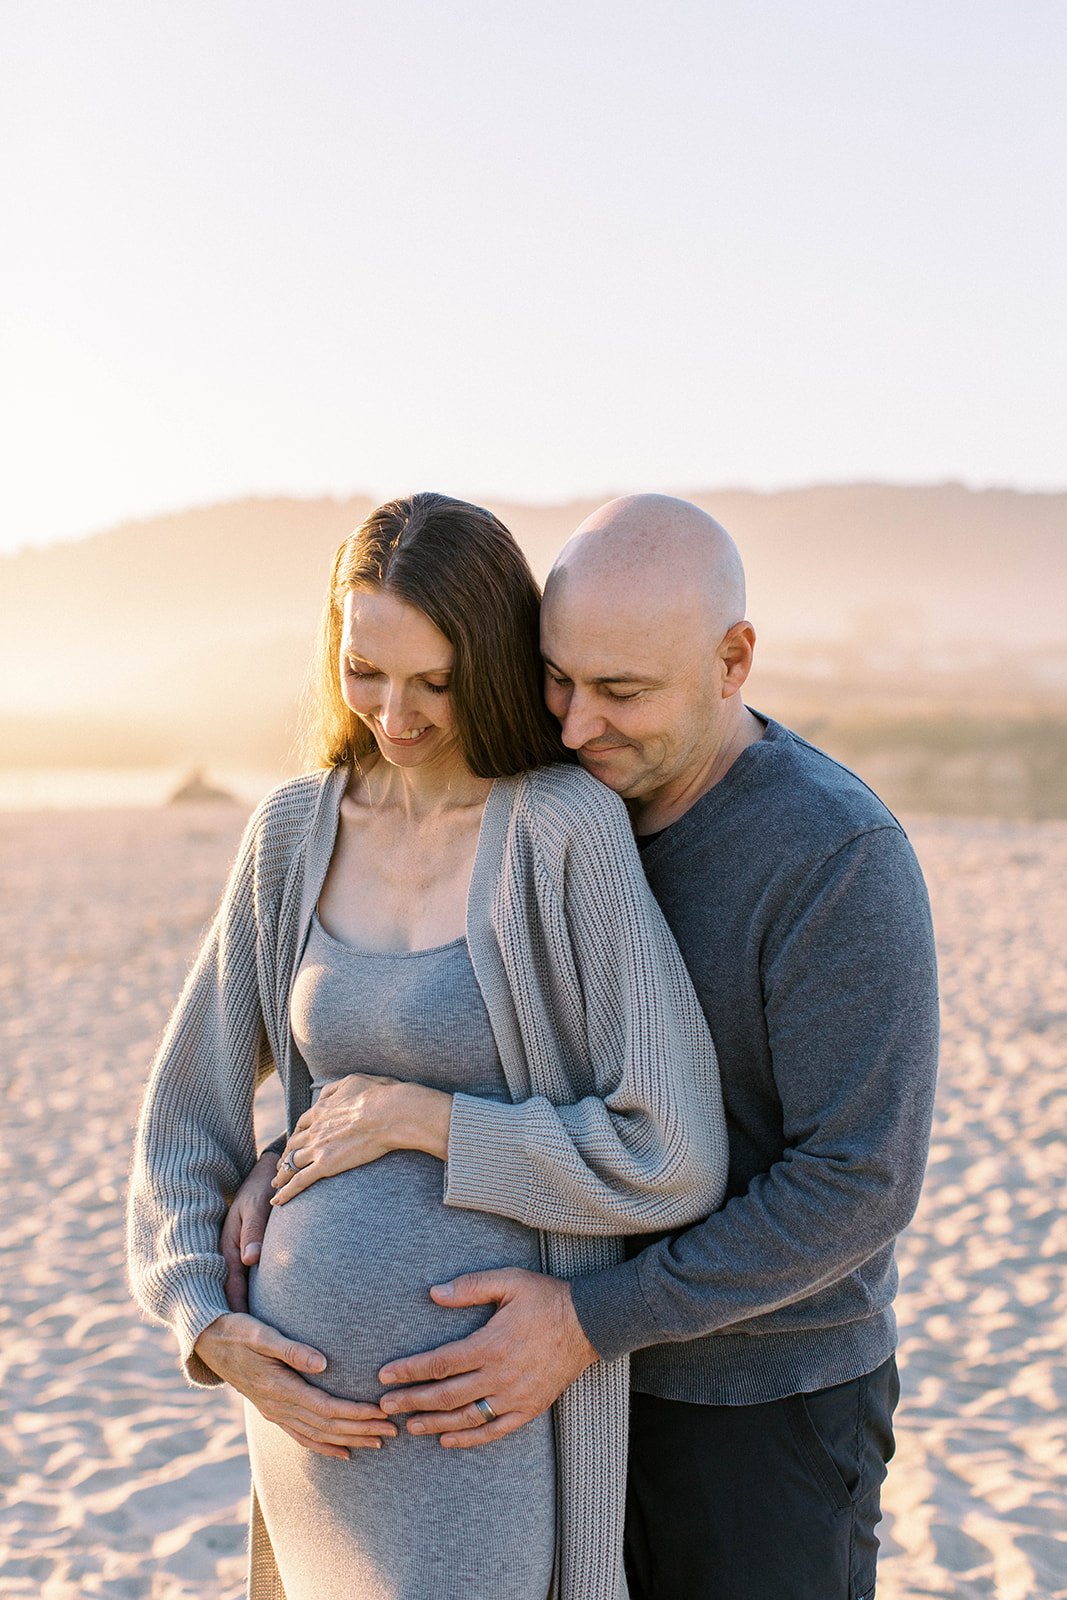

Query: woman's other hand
[[222, 1149, 278, 1312], [270, 1074, 453, 1205], [194, 1313, 397, 1457]]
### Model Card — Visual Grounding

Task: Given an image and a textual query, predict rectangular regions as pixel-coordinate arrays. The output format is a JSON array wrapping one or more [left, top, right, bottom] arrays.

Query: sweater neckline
[[636, 709, 781, 859]]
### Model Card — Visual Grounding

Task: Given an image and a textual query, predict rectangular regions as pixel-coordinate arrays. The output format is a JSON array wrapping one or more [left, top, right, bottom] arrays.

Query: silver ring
[[282, 1151, 299, 1173], [474, 1398, 497, 1423]]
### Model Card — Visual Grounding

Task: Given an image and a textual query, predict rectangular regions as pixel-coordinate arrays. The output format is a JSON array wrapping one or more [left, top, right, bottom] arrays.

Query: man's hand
[[194, 1312, 397, 1458], [377, 1268, 598, 1447], [221, 1150, 277, 1312]]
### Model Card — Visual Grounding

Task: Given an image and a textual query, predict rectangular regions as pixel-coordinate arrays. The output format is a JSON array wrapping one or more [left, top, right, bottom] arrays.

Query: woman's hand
[[270, 1074, 453, 1205], [194, 1312, 397, 1457]]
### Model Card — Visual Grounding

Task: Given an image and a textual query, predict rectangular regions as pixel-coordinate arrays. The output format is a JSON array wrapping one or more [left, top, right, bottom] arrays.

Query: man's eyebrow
[[542, 655, 658, 686]]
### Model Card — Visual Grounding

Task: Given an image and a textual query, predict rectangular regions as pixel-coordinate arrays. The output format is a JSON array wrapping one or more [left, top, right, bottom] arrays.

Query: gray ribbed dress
[[127, 764, 730, 1600], [246, 915, 555, 1600]]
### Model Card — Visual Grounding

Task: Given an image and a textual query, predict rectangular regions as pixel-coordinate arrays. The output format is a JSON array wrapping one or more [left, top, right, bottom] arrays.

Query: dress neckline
[[310, 908, 468, 959]]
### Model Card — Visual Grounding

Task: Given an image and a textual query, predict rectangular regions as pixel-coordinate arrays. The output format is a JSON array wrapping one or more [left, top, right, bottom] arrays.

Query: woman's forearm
[[392, 1083, 453, 1160]]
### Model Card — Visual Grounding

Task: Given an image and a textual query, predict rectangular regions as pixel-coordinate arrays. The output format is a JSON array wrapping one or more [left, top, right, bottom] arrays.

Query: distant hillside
[[2, 484, 1065, 814]]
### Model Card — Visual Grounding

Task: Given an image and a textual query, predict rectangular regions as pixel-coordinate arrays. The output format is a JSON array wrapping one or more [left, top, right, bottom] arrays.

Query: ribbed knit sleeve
[[126, 802, 277, 1386], [445, 770, 728, 1235]]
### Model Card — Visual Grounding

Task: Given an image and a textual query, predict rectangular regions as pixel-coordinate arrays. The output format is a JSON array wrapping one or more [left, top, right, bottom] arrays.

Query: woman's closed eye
[[344, 665, 450, 695]]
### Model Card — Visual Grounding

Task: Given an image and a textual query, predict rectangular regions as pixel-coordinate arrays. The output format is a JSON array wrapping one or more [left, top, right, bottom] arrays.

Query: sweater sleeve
[[569, 825, 940, 1359], [444, 783, 729, 1236], [126, 808, 274, 1386]]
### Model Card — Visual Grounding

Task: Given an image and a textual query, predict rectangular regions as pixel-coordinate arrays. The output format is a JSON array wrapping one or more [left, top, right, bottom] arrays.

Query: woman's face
[[339, 587, 463, 771]]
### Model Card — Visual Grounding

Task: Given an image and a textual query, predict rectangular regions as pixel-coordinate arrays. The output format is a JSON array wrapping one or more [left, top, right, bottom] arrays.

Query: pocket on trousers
[[784, 1377, 863, 1515]]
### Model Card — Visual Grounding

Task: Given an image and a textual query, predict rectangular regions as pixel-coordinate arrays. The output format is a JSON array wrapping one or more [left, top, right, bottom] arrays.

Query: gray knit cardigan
[[127, 762, 728, 1600]]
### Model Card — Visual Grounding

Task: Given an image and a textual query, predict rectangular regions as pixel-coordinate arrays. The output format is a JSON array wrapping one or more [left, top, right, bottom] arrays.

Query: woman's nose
[[376, 684, 414, 733]]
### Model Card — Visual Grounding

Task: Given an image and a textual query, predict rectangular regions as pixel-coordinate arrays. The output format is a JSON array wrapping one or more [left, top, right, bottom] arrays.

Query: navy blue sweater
[[570, 715, 940, 1405]]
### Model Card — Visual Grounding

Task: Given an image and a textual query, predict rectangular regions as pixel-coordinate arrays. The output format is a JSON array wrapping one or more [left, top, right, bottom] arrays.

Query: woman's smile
[[375, 723, 434, 746]]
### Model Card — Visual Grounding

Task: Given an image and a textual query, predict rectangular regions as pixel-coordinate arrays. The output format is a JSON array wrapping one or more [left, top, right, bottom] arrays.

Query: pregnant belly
[[248, 1151, 542, 1402]]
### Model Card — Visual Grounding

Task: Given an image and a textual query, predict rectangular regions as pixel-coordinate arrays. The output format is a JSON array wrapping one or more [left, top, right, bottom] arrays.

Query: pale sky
[[2, 0, 1064, 555]]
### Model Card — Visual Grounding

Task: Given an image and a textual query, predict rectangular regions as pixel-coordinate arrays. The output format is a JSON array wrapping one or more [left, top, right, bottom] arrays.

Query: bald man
[[227, 496, 939, 1600]]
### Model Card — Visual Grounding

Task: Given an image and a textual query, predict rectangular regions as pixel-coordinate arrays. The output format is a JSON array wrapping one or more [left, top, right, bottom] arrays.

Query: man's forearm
[[570, 1151, 924, 1361], [574, 825, 941, 1363]]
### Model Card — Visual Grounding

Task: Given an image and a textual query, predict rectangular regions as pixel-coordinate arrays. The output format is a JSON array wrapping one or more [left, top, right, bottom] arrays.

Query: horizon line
[[5, 474, 1066, 561]]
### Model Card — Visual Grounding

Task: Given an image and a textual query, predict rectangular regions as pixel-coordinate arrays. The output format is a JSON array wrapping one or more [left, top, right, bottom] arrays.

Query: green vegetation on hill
[[798, 716, 1067, 821]]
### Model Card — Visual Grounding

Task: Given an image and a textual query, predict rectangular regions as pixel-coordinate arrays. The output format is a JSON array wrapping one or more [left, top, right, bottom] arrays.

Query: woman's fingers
[[285, 1404, 398, 1443], [270, 1142, 314, 1197], [277, 1422, 351, 1459], [270, 1149, 325, 1205], [265, 1382, 399, 1448]]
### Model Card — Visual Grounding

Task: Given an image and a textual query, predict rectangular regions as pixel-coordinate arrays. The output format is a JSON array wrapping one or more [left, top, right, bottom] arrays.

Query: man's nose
[[559, 693, 605, 750]]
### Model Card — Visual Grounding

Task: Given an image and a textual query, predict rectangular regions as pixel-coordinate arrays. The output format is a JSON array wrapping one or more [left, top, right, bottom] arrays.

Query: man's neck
[[633, 705, 765, 835]]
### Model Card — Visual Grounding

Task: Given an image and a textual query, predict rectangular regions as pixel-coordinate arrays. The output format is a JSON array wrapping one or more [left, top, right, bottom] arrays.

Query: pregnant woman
[[127, 493, 728, 1600]]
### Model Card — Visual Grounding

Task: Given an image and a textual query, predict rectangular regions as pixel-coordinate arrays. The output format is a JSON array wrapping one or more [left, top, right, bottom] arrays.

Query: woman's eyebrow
[[345, 651, 452, 675]]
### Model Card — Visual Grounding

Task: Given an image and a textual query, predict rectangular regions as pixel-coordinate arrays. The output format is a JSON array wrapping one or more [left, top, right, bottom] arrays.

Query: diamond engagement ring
[[474, 1398, 497, 1423], [282, 1151, 299, 1173]]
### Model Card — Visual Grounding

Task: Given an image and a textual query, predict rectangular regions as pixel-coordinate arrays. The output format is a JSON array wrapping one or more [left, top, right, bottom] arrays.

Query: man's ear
[[720, 621, 756, 698]]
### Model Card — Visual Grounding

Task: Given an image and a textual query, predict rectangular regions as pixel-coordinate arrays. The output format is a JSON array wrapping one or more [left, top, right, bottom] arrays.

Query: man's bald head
[[540, 494, 761, 826], [546, 493, 746, 645]]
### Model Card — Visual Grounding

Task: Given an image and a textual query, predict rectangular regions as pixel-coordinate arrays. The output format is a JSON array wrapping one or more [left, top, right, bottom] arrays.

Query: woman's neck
[[353, 751, 492, 821]]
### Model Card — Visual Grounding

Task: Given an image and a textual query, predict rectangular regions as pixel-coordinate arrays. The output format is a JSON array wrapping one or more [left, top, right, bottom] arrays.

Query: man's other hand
[[376, 1268, 598, 1447], [194, 1313, 397, 1458], [222, 1149, 277, 1312]]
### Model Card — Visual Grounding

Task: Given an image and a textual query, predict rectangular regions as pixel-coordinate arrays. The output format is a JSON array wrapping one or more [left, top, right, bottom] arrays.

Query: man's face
[[540, 579, 720, 806]]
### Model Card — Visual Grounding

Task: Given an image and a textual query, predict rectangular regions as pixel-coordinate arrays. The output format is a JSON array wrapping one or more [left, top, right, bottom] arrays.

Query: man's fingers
[[224, 1268, 249, 1314], [221, 1223, 250, 1314], [429, 1270, 518, 1310], [240, 1205, 267, 1255], [378, 1330, 487, 1389], [380, 1371, 488, 1417], [405, 1399, 509, 1436], [440, 1413, 524, 1448]]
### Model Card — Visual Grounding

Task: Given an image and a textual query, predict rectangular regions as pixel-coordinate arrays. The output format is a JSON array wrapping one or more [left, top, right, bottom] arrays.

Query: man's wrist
[[569, 1255, 655, 1364], [563, 1282, 600, 1370]]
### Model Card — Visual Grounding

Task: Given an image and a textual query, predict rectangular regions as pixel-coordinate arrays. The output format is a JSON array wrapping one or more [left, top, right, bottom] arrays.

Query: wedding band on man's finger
[[474, 1398, 498, 1423]]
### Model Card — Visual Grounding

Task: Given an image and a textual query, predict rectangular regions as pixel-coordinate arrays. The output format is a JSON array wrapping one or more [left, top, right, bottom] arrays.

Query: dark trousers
[[624, 1357, 899, 1600]]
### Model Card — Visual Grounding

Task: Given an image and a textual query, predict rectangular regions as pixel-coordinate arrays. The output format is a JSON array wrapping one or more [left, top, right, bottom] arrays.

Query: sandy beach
[[1, 802, 1064, 1599]]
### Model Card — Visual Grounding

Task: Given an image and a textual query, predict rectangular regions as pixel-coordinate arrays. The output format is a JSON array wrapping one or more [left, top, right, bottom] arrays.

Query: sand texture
[[1, 804, 1064, 1598]]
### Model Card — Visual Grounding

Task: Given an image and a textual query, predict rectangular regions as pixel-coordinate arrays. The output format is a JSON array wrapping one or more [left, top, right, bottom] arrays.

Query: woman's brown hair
[[304, 492, 569, 777]]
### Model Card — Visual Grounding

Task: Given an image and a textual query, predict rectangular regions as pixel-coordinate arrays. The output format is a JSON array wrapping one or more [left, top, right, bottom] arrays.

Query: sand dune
[[1, 803, 1064, 1597]]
